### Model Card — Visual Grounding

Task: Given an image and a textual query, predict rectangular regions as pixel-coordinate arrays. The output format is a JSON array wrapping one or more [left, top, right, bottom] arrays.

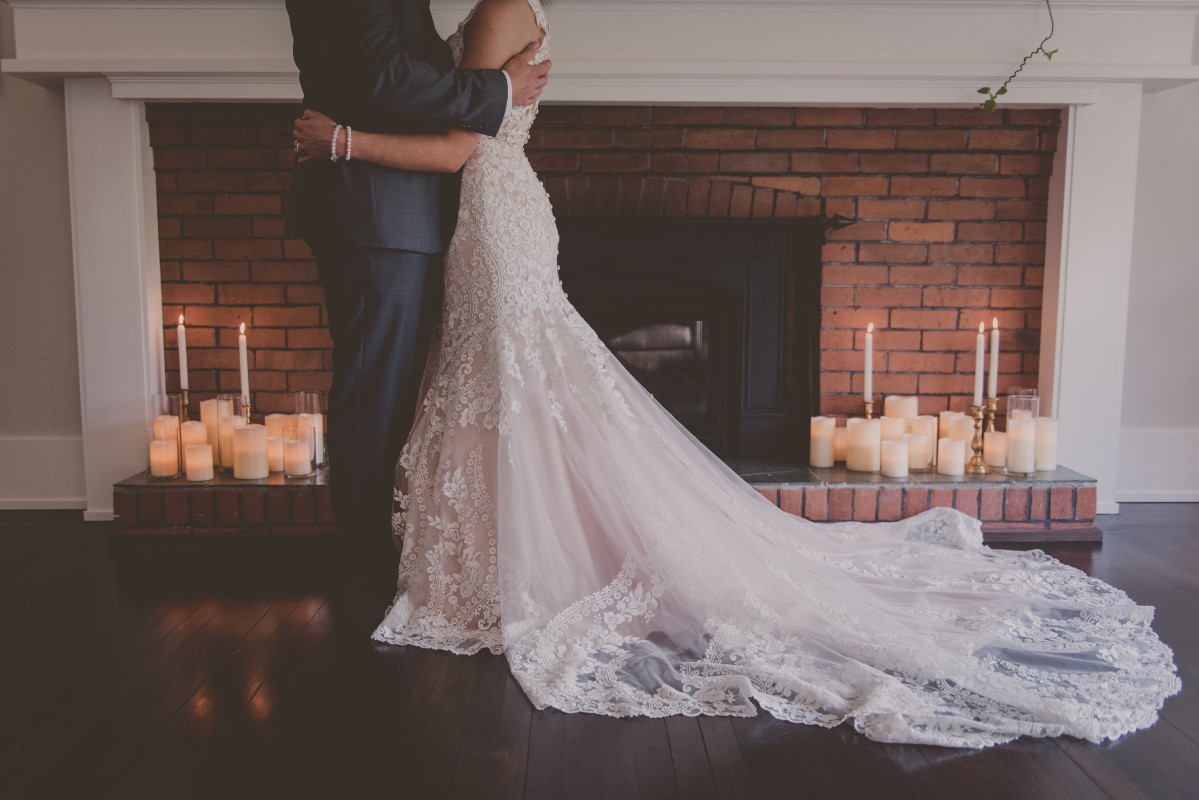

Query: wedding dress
[[371, 0, 1179, 748]]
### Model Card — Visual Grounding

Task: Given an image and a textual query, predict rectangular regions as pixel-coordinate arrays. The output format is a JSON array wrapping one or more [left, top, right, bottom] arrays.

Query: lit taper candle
[[988, 317, 999, 399], [238, 322, 250, 408], [177, 315, 189, 391], [973, 322, 985, 407]]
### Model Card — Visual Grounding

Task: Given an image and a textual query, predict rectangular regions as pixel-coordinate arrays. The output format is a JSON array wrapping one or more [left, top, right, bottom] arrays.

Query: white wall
[[0, 1, 85, 508], [1118, 79, 1199, 502]]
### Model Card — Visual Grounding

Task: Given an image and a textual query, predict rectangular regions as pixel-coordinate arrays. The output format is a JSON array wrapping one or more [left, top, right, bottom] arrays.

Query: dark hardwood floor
[[1, 505, 1196, 799]]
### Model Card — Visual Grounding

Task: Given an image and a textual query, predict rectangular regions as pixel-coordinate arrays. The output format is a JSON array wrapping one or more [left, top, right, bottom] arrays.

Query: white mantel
[[4, 0, 1198, 519]]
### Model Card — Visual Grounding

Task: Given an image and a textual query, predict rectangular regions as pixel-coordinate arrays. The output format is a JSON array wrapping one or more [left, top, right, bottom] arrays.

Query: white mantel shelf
[[4, 0, 1197, 519]]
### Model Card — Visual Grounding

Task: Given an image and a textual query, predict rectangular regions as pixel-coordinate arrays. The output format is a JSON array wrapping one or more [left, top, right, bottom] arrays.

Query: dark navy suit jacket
[[285, 0, 509, 253]]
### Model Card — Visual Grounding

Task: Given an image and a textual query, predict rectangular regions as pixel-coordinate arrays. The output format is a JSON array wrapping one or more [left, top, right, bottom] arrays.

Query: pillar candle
[[984, 431, 1008, 470], [939, 410, 965, 438], [1006, 417, 1036, 474], [936, 437, 966, 476], [284, 438, 313, 478], [988, 318, 999, 398], [863, 323, 873, 401], [883, 395, 918, 419], [973, 322, 985, 407], [177, 315, 189, 391], [833, 427, 848, 463], [149, 439, 179, 478], [218, 414, 246, 469], [905, 416, 938, 470], [265, 413, 297, 440], [181, 420, 208, 447], [298, 412, 325, 465], [846, 418, 881, 473], [238, 322, 250, 407], [152, 414, 180, 442], [268, 436, 284, 472], [907, 433, 931, 472], [185, 443, 214, 482], [1035, 417, 1058, 472], [881, 439, 909, 478], [809, 416, 836, 468], [200, 399, 222, 450], [233, 423, 269, 480], [947, 414, 975, 445], [880, 416, 906, 441], [1010, 408, 1033, 421]]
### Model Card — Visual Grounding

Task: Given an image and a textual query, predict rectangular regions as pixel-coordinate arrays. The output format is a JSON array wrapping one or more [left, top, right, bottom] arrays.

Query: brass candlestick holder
[[967, 403, 987, 475], [242, 395, 252, 424], [180, 388, 190, 422], [984, 395, 998, 433], [863, 399, 874, 420]]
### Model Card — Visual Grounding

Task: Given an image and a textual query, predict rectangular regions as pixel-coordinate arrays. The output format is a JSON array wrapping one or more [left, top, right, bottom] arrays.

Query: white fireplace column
[[62, 77, 164, 520]]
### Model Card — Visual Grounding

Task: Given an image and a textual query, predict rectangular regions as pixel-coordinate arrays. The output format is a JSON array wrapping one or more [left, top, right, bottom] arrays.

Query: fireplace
[[558, 219, 822, 459]]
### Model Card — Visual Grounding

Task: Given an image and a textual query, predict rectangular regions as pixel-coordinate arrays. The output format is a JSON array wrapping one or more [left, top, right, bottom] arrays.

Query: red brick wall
[[149, 104, 1058, 417], [526, 106, 1058, 416]]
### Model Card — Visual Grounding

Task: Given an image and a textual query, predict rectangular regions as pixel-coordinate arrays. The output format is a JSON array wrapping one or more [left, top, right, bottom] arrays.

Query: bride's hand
[[293, 109, 339, 163]]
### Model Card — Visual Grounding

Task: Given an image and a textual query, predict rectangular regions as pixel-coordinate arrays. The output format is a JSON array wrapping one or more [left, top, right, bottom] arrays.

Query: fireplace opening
[[557, 219, 823, 461]]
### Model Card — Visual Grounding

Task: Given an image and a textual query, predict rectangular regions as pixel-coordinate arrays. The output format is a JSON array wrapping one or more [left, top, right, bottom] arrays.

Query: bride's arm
[[294, 0, 541, 174]]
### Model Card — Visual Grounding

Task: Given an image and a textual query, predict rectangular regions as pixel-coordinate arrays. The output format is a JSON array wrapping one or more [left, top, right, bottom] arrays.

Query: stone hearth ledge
[[113, 461, 1098, 542]]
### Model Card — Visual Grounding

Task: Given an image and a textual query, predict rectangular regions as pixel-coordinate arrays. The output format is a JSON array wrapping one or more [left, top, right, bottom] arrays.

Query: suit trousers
[[308, 237, 444, 548]]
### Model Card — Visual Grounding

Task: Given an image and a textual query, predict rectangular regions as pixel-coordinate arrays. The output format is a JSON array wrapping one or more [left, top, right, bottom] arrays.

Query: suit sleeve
[[349, 0, 509, 137]]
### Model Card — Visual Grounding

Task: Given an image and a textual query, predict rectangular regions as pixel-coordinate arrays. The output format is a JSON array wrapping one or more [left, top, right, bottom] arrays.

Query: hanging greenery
[[978, 0, 1060, 111]]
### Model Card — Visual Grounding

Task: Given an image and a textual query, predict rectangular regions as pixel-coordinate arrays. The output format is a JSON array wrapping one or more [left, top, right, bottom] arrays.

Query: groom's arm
[[349, 0, 508, 137]]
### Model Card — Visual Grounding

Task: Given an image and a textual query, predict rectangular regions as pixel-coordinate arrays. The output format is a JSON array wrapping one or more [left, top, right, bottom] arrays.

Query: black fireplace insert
[[556, 219, 823, 462]]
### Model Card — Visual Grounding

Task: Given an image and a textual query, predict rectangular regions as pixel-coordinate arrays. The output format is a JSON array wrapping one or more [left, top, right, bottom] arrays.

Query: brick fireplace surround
[[153, 103, 1056, 418], [116, 102, 1099, 540]]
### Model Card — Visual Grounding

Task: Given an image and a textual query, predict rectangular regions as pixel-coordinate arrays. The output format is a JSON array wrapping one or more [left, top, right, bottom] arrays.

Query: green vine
[[978, 0, 1059, 111]]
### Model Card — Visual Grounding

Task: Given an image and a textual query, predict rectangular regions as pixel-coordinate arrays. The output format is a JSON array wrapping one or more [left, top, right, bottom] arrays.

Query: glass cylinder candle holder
[[1006, 416, 1037, 475], [1007, 389, 1040, 424], [283, 425, 315, 479], [905, 416, 937, 471], [294, 391, 326, 466], [217, 395, 246, 472]]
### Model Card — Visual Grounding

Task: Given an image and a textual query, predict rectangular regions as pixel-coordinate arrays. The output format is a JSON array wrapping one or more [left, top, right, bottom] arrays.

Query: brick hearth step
[[114, 463, 1097, 542]]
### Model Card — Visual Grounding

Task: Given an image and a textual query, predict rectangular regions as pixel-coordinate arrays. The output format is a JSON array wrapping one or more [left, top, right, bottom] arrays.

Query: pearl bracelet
[[345, 126, 353, 162], [330, 124, 343, 162]]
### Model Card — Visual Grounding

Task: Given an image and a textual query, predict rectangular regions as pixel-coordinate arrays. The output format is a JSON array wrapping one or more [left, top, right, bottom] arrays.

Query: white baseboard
[[1097, 501, 1121, 516], [84, 508, 115, 522], [0, 435, 86, 510], [1117, 428, 1199, 504]]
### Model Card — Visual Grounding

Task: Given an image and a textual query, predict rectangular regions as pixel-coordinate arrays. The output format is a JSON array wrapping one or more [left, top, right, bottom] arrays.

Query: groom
[[284, 0, 550, 553]]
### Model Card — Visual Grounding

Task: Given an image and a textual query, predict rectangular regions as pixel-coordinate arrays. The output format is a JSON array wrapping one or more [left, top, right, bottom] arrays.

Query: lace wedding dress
[[371, 0, 1180, 748]]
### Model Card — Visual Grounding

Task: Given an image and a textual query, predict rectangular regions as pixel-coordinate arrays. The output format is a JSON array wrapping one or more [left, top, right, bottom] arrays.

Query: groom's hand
[[503, 41, 551, 107]]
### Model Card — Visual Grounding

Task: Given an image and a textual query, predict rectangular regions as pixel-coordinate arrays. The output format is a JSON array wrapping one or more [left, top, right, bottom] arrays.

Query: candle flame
[[178, 314, 184, 325], [867, 322, 874, 333], [240, 322, 246, 334], [979, 322, 985, 333], [992, 317, 999, 329]]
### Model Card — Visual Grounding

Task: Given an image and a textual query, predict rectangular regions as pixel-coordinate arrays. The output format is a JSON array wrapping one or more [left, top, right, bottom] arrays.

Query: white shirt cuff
[[501, 70, 514, 118]]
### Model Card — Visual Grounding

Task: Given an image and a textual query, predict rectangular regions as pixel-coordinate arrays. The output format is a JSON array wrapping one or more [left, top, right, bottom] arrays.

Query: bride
[[292, 0, 1179, 748]]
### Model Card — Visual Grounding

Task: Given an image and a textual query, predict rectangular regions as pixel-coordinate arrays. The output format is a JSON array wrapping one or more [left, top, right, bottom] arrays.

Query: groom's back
[[284, 0, 459, 252]]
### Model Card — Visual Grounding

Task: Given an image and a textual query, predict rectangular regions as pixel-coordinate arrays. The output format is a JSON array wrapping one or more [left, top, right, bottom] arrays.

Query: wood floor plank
[[0, 503, 1195, 799]]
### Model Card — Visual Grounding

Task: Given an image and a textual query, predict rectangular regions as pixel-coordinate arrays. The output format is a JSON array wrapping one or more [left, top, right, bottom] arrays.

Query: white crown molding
[[6, 57, 1196, 101], [7, 0, 1199, 11]]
